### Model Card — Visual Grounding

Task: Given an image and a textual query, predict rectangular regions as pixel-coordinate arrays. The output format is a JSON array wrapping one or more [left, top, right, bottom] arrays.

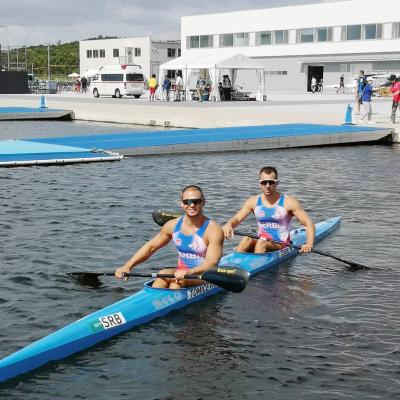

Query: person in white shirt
[[175, 73, 183, 101]]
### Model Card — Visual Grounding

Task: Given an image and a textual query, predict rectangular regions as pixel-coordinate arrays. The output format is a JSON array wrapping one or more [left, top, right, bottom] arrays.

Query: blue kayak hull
[[0, 216, 340, 382]]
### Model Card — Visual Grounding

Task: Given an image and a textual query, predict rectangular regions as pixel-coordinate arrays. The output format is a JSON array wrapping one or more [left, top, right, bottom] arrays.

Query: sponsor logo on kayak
[[153, 291, 184, 310], [89, 312, 126, 333], [187, 283, 217, 300]]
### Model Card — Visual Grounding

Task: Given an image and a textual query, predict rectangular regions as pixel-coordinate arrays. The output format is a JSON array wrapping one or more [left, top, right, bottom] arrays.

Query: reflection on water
[[1, 120, 400, 399]]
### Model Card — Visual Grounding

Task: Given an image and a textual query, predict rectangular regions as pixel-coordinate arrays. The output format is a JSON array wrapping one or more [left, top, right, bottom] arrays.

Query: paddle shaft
[[84, 272, 204, 279], [233, 230, 371, 270]]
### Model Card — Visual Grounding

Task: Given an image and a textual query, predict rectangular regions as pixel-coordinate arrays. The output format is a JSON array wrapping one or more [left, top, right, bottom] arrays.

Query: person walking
[[337, 74, 345, 93], [222, 166, 315, 254], [115, 185, 224, 289], [389, 75, 400, 124], [358, 76, 378, 124], [196, 76, 205, 102], [175, 72, 183, 101], [148, 74, 158, 102], [162, 75, 172, 102]]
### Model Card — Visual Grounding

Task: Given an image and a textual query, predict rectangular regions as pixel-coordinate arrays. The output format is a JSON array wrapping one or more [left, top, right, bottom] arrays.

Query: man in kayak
[[222, 166, 315, 253], [115, 185, 224, 289]]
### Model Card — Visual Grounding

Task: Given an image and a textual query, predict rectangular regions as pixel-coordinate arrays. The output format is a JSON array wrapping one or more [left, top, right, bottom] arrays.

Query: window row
[[186, 22, 400, 49], [86, 47, 180, 59], [86, 49, 106, 58]]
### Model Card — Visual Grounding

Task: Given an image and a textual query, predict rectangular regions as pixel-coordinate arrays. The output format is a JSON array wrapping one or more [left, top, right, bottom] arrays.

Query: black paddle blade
[[67, 272, 113, 287], [152, 210, 181, 227], [201, 266, 250, 293]]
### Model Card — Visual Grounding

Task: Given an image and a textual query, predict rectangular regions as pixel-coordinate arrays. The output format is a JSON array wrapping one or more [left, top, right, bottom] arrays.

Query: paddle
[[151, 210, 372, 271], [68, 266, 250, 293]]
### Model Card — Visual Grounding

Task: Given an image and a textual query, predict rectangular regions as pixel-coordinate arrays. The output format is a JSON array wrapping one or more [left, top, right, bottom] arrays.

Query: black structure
[[0, 71, 29, 94]]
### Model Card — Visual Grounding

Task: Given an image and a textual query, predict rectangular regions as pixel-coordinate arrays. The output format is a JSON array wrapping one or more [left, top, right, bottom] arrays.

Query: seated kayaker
[[222, 166, 315, 254], [115, 185, 224, 289]]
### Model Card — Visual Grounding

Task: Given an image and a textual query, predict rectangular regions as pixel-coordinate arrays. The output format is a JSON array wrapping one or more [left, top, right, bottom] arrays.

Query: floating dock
[[1, 123, 392, 167], [0, 107, 73, 121], [28, 123, 392, 156], [0, 140, 122, 167]]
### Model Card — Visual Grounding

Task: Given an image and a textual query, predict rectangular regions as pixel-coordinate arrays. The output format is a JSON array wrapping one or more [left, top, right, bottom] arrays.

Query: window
[[188, 36, 200, 48], [234, 32, 249, 46], [200, 35, 213, 48], [99, 49, 105, 58], [93, 49, 99, 58], [256, 31, 272, 45], [134, 48, 141, 57], [344, 25, 362, 40], [364, 24, 382, 39], [274, 30, 288, 44], [113, 49, 119, 58], [220, 34, 234, 47], [297, 27, 332, 43], [264, 71, 288, 76], [316, 27, 332, 42], [126, 73, 144, 82], [101, 73, 123, 81], [167, 48, 176, 58], [187, 35, 213, 49], [393, 22, 400, 38], [178, 48, 181, 57], [167, 70, 176, 79], [299, 28, 314, 43], [86, 50, 92, 58]]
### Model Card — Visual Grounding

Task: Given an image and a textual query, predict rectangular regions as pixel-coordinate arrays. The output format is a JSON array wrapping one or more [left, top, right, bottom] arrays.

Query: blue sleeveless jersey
[[172, 217, 210, 270], [253, 194, 292, 244]]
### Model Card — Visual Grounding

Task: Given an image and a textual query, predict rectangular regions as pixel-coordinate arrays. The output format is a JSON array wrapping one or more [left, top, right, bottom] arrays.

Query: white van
[[91, 64, 147, 99]]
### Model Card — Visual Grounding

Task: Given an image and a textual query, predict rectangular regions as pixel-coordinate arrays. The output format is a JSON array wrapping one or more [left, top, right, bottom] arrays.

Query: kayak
[[0, 216, 340, 382]]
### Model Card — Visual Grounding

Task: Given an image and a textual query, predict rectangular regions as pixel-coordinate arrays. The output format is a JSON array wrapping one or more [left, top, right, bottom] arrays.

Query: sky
[[0, 0, 335, 48]]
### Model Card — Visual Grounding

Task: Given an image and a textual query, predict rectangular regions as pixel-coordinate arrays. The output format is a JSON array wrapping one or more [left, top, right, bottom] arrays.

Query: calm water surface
[[1, 121, 400, 399]]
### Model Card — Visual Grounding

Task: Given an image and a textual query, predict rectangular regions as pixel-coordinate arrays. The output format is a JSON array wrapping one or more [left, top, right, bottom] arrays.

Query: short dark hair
[[359, 70, 364, 74], [152, 74, 156, 78], [181, 185, 204, 199], [259, 166, 278, 179]]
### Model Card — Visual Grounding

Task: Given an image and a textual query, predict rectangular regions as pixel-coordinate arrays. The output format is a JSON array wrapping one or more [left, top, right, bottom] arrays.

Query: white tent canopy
[[158, 53, 265, 101]]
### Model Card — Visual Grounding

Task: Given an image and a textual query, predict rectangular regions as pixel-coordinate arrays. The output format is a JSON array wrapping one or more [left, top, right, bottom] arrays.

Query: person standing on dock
[[355, 70, 367, 114], [389, 74, 400, 124], [148, 74, 158, 102], [115, 185, 224, 289], [222, 166, 315, 254]]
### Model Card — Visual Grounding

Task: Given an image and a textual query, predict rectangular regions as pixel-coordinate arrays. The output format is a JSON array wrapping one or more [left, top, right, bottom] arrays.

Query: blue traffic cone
[[343, 103, 353, 125], [39, 94, 48, 108]]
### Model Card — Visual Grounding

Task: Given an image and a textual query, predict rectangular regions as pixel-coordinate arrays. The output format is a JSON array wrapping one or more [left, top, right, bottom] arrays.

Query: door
[[307, 66, 324, 92]]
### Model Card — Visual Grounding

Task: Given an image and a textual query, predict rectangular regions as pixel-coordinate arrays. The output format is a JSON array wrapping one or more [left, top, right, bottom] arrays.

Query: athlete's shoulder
[[162, 217, 180, 233], [206, 219, 224, 235]]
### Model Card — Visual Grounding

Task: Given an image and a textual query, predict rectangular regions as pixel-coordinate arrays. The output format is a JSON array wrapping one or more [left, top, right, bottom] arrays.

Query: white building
[[181, 0, 400, 92], [79, 37, 181, 80]]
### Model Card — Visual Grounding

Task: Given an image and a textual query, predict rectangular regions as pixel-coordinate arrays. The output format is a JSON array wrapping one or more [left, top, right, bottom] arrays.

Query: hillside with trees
[[0, 36, 118, 80]]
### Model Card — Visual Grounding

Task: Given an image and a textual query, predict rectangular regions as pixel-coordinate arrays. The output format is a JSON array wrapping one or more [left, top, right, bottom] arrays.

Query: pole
[[47, 44, 50, 82]]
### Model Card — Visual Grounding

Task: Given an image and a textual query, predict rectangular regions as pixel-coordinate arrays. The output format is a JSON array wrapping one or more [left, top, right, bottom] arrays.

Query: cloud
[[0, 0, 326, 47]]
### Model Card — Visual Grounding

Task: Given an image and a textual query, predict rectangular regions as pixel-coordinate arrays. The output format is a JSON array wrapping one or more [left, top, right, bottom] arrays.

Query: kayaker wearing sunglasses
[[223, 166, 315, 254], [115, 185, 224, 288]]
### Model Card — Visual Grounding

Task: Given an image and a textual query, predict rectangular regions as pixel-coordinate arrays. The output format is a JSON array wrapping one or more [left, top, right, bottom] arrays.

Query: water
[[1, 121, 400, 399]]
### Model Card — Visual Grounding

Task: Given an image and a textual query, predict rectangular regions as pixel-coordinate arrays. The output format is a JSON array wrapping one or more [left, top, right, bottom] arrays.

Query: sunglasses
[[259, 179, 278, 186], [182, 198, 203, 206]]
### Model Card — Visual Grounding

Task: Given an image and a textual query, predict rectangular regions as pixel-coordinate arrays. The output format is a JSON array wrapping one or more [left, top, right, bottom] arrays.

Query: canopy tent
[[158, 53, 265, 101], [67, 72, 80, 78], [81, 69, 100, 79]]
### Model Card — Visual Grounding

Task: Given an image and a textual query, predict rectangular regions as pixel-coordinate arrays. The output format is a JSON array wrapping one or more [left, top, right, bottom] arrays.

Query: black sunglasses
[[259, 179, 278, 186], [182, 198, 203, 206]]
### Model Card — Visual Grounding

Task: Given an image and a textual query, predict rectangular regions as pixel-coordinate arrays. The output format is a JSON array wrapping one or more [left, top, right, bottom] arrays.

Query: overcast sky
[[0, 0, 332, 47]]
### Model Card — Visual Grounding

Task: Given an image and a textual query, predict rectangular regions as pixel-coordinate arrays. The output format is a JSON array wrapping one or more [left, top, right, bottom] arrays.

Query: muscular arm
[[222, 197, 256, 238], [190, 222, 224, 275], [115, 219, 176, 279], [286, 196, 315, 253]]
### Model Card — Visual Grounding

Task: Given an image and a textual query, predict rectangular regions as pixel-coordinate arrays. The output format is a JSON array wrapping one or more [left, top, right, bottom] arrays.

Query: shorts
[[149, 87, 156, 94]]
